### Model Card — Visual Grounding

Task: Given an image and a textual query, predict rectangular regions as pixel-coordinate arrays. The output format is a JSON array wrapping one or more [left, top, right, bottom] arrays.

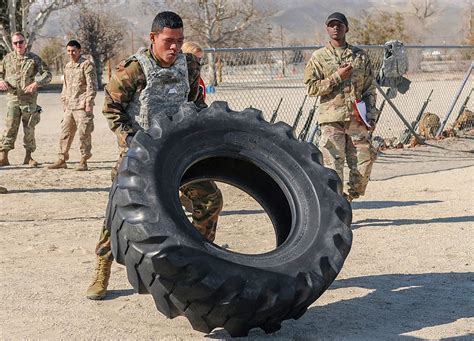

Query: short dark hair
[[66, 40, 81, 49], [151, 11, 183, 33], [11, 32, 26, 39]]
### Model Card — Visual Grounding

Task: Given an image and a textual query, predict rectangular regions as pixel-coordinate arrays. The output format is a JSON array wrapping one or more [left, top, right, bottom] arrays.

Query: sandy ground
[[1, 91, 473, 340]]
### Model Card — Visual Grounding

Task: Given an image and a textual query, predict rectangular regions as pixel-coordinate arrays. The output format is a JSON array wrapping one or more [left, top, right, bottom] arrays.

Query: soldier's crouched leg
[[111, 147, 127, 182], [86, 221, 114, 300], [180, 181, 223, 242]]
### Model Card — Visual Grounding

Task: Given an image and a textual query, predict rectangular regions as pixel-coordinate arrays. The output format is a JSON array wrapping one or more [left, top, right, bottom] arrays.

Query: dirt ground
[[1, 91, 473, 340]]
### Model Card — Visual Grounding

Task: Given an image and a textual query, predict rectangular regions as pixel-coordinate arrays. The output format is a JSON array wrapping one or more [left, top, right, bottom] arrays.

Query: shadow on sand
[[352, 215, 474, 229], [207, 272, 473, 339], [352, 199, 442, 210]]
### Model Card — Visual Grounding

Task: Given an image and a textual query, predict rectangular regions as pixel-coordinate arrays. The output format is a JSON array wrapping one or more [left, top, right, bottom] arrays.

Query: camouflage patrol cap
[[325, 12, 348, 26]]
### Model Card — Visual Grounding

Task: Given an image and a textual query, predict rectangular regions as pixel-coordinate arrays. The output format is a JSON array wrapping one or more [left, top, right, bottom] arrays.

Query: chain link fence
[[201, 45, 473, 143]]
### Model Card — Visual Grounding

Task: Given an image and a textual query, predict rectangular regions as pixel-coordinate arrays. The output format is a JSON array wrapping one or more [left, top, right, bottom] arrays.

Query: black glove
[[125, 134, 134, 146]]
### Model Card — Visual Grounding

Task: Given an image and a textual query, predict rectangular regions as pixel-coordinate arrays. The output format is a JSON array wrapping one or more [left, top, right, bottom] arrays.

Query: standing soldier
[[0, 32, 52, 167], [86, 11, 223, 300], [48, 40, 98, 171], [304, 12, 378, 202]]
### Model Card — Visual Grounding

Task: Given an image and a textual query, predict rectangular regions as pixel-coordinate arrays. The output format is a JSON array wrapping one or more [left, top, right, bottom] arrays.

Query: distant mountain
[[36, 0, 471, 51], [264, 0, 471, 45]]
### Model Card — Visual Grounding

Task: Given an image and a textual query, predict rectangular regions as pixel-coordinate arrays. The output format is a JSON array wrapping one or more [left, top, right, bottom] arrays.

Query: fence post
[[436, 62, 473, 137], [374, 82, 425, 144]]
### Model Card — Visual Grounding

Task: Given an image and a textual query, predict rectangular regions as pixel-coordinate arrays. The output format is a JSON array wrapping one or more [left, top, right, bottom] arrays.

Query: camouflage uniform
[[56, 56, 98, 161], [454, 109, 474, 132], [418, 112, 440, 139], [96, 48, 222, 260], [304, 43, 378, 199], [0, 51, 52, 153]]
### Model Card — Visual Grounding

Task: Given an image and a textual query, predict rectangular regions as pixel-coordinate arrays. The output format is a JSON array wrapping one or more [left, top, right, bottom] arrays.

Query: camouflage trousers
[[319, 116, 377, 199], [56, 109, 94, 161], [0, 102, 41, 152], [96, 148, 223, 261]]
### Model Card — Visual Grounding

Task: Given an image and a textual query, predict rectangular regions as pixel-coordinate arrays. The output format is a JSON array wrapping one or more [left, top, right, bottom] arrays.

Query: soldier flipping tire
[[106, 101, 352, 337]]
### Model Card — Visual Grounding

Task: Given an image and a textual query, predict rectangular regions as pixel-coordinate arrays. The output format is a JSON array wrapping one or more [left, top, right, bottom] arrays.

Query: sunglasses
[[13, 40, 25, 46]]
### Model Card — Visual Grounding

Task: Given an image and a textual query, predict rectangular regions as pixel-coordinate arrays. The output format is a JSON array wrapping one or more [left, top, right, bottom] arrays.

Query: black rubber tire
[[107, 101, 352, 337]]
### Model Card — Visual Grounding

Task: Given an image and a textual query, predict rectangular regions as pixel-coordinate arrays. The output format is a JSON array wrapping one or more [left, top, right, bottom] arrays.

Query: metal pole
[[308, 123, 320, 145], [436, 62, 473, 137], [374, 82, 425, 144]]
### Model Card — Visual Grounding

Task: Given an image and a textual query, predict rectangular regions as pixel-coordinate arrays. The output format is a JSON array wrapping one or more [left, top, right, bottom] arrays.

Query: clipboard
[[353, 100, 371, 129]]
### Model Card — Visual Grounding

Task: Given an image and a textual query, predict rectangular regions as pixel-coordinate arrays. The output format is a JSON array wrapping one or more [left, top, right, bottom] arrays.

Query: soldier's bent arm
[[85, 61, 98, 107], [60, 68, 67, 105], [35, 56, 52, 86], [361, 57, 378, 121], [304, 56, 342, 97], [186, 53, 202, 104], [102, 59, 143, 133]]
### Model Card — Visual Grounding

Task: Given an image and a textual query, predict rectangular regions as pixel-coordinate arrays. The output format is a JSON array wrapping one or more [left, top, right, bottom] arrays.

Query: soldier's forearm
[[103, 108, 134, 133], [306, 74, 341, 97], [36, 72, 52, 87]]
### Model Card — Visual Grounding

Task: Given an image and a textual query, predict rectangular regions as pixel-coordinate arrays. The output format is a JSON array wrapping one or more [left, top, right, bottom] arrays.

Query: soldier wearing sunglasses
[[0, 32, 52, 167]]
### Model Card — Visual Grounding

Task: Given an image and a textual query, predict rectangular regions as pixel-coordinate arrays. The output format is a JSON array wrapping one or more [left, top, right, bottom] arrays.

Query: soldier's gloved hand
[[125, 134, 134, 146], [368, 119, 376, 131]]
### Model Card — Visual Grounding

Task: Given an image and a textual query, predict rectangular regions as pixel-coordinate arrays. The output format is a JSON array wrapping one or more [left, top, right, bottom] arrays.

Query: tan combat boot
[[86, 257, 112, 300], [23, 151, 39, 167], [0, 150, 10, 167], [47, 159, 67, 169], [75, 158, 88, 171]]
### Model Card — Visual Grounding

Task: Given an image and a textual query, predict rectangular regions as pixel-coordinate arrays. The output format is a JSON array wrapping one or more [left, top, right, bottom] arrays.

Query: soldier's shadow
[[351, 199, 442, 210], [103, 289, 135, 300], [207, 272, 473, 339], [352, 215, 474, 229]]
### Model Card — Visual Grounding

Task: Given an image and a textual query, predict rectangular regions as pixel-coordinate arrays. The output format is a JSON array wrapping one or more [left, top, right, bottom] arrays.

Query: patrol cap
[[325, 12, 348, 26]]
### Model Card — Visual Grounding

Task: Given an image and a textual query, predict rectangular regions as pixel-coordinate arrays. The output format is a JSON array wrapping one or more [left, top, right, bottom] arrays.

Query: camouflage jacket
[[61, 56, 98, 110], [304, 43, 378, 124], [103, 47, 203, 134], [0, 51, 52, 104]]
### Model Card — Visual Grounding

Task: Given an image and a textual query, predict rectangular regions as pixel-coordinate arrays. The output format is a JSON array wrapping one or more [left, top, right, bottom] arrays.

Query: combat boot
[[86, 257, 112, 300], [47, 159, 67, 169], [23, 151, 39, 167], [75, 158, 88, 171], [0, 151, 9, 167]]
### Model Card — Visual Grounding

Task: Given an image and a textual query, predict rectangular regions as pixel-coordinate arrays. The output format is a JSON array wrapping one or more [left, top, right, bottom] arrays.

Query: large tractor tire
[[106, 101, 352, 337]]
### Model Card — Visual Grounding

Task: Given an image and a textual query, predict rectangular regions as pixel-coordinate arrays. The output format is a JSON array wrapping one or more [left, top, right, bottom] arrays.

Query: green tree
[[40, 38, 64, 73], [348, 11, 409, 45]]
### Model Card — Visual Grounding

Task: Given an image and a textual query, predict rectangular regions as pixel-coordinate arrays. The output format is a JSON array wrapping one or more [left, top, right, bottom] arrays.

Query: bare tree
[[165, 0, 273, 86], [75, 7, 124, 89], [0, 0, 80, 54], [410, 0, 438, 23]]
